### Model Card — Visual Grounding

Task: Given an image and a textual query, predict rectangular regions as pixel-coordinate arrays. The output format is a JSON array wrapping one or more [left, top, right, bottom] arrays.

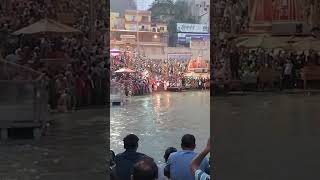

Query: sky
[[136, 0, 178, 10], [136, 0, 154, 10]]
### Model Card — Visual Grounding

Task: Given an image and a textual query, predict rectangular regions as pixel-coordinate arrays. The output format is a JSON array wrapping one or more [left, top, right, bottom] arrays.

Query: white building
[[182, 0, 210, 25]]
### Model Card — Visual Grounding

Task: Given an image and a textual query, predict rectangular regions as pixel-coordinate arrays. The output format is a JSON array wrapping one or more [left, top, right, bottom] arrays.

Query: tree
[[149, 0, 198, 47]]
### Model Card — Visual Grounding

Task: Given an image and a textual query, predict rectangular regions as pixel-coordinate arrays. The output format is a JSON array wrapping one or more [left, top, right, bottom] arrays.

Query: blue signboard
[[177, 33, 210, 44]]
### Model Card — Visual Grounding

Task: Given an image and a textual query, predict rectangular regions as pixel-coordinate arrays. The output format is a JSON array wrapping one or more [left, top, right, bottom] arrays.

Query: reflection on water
[[212, 93, 320, 136], [211, 93, 320, 180], [111, 91, 210, 163]]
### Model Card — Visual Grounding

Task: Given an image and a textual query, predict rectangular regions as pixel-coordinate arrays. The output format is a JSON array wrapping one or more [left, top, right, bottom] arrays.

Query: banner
[[177, 33, 210, 44], [167, 53, 192, 61], [177, 23, 209, 33]]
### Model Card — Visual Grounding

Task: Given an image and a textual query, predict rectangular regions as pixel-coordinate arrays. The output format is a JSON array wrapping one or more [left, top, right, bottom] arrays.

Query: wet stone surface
[[0, 109, 107, 180]]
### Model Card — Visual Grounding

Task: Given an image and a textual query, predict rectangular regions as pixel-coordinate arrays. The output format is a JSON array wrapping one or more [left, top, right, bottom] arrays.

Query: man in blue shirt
[[164, 134, 210, 180]]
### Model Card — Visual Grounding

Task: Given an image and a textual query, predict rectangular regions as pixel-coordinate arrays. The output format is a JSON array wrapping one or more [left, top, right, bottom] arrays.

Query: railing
[[0, 59, 47, 126]]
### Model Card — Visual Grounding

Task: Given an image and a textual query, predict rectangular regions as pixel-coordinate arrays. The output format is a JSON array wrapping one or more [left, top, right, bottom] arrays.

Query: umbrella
[[110, 48, 121, 57], [236, 34, 291, 49], [289, 36, 320, 51], [12, 18, 82, 35], [115, 68, 135, 73]]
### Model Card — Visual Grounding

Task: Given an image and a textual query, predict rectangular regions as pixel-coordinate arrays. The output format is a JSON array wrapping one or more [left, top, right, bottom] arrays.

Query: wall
[[110, 12, 120, 29]]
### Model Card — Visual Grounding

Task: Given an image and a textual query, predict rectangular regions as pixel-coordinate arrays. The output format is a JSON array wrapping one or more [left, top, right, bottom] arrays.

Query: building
[[110, 10, 168, 59], [182, 0, 210, 25], [124, 10, 152, 31], [192, 0, 210, 25], [110, 12, 119, 30], [249, 0, 308, 35]]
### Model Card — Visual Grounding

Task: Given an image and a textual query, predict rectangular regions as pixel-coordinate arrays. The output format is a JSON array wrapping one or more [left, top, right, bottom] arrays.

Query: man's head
[[131, 157, 158, 180], [164, 147, 177, 162], [181, 134, 196, 150], [123, 134, 139, 151]]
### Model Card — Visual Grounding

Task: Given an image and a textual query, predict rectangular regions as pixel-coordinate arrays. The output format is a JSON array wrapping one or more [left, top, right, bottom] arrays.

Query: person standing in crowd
[[283, 59, 293, 89], [115, 134, 148, 180], [131, 157, 158, 180], [230, 48, 240, 79], [164, 134, 210, 180], [190, 138, 211, 180], [158, 147, 177, 180]]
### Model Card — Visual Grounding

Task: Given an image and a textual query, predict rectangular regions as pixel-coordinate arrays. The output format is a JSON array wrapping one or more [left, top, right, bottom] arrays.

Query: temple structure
[[249, 0, 304, 33]]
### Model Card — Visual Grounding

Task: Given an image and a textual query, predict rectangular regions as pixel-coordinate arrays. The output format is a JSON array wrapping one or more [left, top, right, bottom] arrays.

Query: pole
[[136, 7, 139, 56], [89, 0, 95, 43]]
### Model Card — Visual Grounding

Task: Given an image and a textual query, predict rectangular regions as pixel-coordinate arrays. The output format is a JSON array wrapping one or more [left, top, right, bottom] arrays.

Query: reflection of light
[[154, 94, 161, 113], [165, 93, 171, 108], [157, 82, 160, 86]]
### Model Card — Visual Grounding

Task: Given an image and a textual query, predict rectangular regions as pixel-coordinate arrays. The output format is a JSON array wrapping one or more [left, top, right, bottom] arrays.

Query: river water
[[2, 92, 320, 179], [211, 93, 320, 180], [110, 91, 210, 163]]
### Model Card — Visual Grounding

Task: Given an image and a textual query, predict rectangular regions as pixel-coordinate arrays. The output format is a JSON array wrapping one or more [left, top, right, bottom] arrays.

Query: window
[[141, 16, 149, 22], [160, 27, 164, 31], [129, 16, 136, 21], [152, 27, 157, 32]]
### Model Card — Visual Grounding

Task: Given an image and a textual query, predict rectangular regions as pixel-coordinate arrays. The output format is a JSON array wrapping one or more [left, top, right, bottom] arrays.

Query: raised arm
[[190, 138, 211, 175]]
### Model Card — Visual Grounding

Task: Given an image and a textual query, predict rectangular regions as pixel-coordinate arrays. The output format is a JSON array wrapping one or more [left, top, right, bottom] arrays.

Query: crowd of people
[[3, 35, 109, 112], [110, 134, 211, 180], [212, 38, 320, 90], [0, 0, 110, 112], [111, 51, 209, 96], [211, 0, 249, 35], [0, 0, 108, 37]]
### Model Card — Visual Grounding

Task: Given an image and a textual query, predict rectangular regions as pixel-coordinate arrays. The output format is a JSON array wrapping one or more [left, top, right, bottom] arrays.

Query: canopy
[[110, 48, 121, 57], [12, 18, 82, 35], [236, 35, 291, 49], [288, 36, 320, 51], [115, 68, 135, 73], [110, 48, 121, 52]]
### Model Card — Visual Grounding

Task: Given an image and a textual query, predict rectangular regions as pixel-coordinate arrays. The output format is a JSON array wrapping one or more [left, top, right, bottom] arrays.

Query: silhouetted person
[[164, 134, 209, 180], [110, 150, 118, 180], [115, 134, 147, 180], [131, 157, 158, 180]]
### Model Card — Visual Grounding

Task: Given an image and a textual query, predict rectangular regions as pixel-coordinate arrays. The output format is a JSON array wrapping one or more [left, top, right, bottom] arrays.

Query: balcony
[[139, 28, 150, 31]]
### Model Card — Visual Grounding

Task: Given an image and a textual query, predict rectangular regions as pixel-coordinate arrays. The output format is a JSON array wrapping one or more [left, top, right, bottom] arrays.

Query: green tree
[[149, 0, 198, 47]]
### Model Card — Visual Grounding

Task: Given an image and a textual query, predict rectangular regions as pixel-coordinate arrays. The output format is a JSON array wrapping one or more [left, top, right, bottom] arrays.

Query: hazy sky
[[136, 0, 154, 10], [136, 0, 178, 10]]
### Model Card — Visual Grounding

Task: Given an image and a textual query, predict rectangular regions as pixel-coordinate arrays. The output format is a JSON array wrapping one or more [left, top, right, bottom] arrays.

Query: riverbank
[[223, 89, 320, 96]]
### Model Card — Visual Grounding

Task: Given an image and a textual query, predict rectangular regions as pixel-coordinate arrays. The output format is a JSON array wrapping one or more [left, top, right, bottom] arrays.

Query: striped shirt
[[195, 169, 210, 180]]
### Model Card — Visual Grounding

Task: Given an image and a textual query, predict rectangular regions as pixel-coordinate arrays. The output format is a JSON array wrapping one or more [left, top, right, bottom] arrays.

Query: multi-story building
[[110, 12, 125, 30], [110, 10, 168, 59], [182, 0, 210, 25], [124, 10, 152, 31]]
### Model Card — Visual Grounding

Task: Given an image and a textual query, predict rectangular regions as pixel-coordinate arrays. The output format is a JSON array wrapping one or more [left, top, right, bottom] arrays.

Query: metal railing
[[0, 59, 47, 126]]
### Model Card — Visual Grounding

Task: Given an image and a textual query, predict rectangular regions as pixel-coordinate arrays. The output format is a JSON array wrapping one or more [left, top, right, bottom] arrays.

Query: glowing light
[[157, 82, 160, 86]]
